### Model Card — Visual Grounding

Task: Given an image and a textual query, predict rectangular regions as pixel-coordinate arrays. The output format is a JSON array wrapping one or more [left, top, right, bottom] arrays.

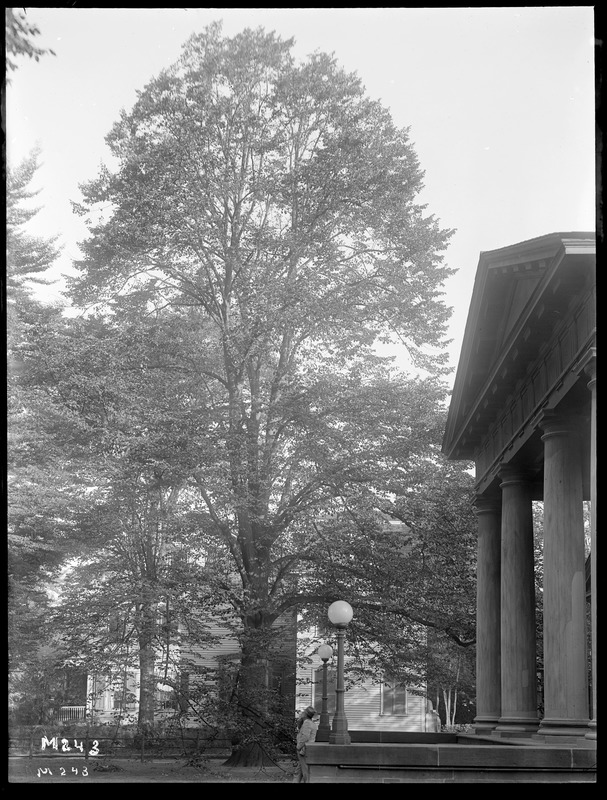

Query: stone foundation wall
[[306, 741, 597, 783]]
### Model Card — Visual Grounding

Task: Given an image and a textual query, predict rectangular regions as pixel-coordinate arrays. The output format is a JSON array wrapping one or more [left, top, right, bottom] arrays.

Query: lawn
[[8, 756, 296, 783]]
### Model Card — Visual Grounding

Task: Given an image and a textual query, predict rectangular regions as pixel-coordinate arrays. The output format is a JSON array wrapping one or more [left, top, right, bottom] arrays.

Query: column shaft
[[539, 413, 590, 736], [473, 495, 501, 730], [579, 352, 597, 737], [497, 466, 539, 731], [587, 367, 597, 735]]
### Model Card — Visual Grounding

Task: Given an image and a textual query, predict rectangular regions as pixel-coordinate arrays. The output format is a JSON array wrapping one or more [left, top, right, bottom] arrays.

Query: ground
[[8, 756, 296, 783]]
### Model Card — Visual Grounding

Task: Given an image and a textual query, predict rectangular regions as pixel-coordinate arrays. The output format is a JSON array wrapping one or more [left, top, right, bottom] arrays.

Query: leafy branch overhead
[[5, 8, 55, 79]]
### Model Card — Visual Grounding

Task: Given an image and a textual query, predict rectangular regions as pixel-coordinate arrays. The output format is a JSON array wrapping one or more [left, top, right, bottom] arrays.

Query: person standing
[[293, 706, 318, 783]]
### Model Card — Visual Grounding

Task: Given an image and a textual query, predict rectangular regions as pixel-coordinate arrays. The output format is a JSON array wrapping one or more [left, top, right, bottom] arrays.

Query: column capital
[[497, 463, 532, 487], [535, 409, 585, 439], [473, 493, 501, 516]]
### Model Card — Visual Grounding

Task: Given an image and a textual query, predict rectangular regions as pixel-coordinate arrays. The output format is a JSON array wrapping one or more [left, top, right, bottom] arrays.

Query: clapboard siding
[[297, 653, 429, 732], [180, 618, 240, 672], [181, 609, 296, 687]]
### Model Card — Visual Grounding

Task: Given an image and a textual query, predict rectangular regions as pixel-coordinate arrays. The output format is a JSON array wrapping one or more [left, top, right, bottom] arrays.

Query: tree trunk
[[442, 687, 452, 727], [222, 618, 275, 767], [223, 739, 274, 768], [137, 602, 157, 730]]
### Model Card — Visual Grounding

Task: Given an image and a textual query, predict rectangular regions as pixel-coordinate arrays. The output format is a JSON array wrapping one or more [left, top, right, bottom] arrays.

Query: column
[[496, 465, 539, 732], [586, 357, 596, 738], [472, 494, 501, 731], [538, 411, 590, 737], [577, 350, 597, 738]]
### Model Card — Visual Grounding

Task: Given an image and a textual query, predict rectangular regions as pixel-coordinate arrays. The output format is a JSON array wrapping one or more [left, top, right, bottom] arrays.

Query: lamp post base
[[329, 731, 351, 745], [316, 718, 331, 741], [329, 711, 351, 745]]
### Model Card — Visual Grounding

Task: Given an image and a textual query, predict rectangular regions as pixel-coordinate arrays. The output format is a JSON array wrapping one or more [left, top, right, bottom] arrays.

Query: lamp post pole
[[328, 601, 353, 745], [317, 644, 333, 741]]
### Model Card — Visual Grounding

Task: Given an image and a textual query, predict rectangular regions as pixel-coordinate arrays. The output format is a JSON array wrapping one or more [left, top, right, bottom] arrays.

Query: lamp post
[[317, 643, 333, 740], [328, 601, 353, 745]]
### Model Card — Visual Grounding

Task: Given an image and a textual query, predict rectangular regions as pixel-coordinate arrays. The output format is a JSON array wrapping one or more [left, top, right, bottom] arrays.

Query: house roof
[[442, 231, 595, 462]]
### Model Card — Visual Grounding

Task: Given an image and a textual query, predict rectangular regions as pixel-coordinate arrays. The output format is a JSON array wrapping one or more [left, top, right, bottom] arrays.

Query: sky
[[6, 7, 597, 384]]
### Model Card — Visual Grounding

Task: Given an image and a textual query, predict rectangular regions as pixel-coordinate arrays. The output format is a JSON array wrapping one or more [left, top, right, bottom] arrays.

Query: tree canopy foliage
[[71, 23, 454, 368], [7, 149, 72, 726]]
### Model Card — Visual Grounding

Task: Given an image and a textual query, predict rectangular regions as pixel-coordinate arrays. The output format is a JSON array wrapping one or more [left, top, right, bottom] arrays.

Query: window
[[315, 619, 331, 638], [155, 685, 178, 710], [217, 653, 240, 704], [112, 679, 137, 711], [381, 677, 408, 715], [108, 613, 125, 642], [61, 669, 88, 706], [270, 664, 291, 696]]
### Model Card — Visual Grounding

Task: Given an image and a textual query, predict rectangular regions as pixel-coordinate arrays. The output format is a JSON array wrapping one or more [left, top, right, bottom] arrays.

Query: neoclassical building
[[442, 232, 596, 742]]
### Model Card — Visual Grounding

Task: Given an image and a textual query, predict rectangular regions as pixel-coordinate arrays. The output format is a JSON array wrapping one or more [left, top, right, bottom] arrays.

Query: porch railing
[[55, 705, 87, 722]]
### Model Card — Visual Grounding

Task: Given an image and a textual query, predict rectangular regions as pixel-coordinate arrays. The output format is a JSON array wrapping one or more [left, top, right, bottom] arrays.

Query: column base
[[495, 715, 539, 734], [328, 732, 351, 745], [585, 720, 597, 741], [537, 717, 591, 738], [473, 715, 500, 732]]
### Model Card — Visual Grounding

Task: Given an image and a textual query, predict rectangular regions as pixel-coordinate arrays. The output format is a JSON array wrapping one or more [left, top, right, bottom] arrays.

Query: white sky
[[5, 7, 596, 383]]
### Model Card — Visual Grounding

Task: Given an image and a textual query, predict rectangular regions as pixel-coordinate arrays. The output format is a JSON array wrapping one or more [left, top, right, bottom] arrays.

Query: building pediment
[[442, 232, 595, 462]]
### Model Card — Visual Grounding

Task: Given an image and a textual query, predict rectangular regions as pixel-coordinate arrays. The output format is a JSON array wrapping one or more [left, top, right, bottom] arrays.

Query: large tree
[[7, 150, 71, 725], [65, 23, 456, 763]]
